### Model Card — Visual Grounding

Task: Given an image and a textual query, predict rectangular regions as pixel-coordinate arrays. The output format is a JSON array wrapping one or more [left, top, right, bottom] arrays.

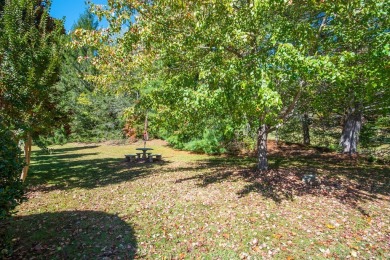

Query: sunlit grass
[[3, 140, 389, 259]]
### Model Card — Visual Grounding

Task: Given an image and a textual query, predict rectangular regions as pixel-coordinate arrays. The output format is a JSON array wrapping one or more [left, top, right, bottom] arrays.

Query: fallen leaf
[[326, 224, 335, 229], [223, 233, 230, 239], [273, 234, 282, 239], [349, 245, 358, 250], [252, 246, 261, 252]]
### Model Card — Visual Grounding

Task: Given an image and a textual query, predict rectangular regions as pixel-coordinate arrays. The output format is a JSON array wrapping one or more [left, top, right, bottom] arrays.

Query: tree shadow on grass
[[170, 156, 256, 186], [28, 146, 169, 192], [174, 151, 390, 215], [35, 145, 101, 155], [1, 210, 137, 259], [268, 150, 390, 199]]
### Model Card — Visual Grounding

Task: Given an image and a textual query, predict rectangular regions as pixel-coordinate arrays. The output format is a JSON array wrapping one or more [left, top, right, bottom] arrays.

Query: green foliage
[[0, 124, 25, 256], [277, 113, 341, 149], [360, 116, 390, 148], [158, 112, 241, 155], [0, 0, 66, 137], [162, 120, 247, 155], [277, 112, 389, 160], [0, 126, 25, 220], [164, 129, 212, 152], [76, 0, 389, 165], [52, 9, 135, 143], [277, 116, 303, 145], [183, 129, 227, 155], [71, 8, 99, 31], [0, 0, 66, 181], [308, 1, 389, 153], [359, 116, 390, 163], [165, 135, 185, 150], [360, 123, 378, 149], [38, 127, 68, 146], [68, 93, 132, 142]]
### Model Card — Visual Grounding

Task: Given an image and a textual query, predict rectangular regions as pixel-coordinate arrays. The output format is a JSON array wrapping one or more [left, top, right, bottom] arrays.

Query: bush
[[166, 134, 186, 149], [0, 128, 25, 220], [183, 129, 227, 155]]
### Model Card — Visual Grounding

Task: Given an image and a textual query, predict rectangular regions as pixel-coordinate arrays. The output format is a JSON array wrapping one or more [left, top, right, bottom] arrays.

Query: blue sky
[[50, 0, 108, 32]]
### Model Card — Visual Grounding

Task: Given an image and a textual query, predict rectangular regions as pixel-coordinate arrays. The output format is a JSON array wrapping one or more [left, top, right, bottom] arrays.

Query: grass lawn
[[2, 139, 389, 259]]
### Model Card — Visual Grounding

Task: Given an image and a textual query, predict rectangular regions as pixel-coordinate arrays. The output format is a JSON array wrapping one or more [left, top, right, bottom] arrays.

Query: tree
[[308, 1, 390, 154], [84, 1, 334, 170], [55, 9, 100, 141], [0, 0, 65, 180], [79, 0, 389, 168], [56, 9, 136, 143]]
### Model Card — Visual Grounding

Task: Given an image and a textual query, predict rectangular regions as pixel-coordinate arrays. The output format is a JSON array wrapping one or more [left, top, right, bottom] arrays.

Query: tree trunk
[[20, 133, 32, 181], [301, 113, 310, 145], [340, 107, 362, 154], [257, 124, 268, 171]]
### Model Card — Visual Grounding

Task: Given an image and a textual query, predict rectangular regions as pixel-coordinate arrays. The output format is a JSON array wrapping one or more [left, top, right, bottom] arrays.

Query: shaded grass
[[26, 142, 177, 192], [5, 211, 137, 259], [2, 140, 389, 259]]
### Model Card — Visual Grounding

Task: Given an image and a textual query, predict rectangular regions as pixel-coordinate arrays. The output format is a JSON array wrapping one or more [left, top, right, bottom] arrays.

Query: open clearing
[[3, 140, 389, 259]]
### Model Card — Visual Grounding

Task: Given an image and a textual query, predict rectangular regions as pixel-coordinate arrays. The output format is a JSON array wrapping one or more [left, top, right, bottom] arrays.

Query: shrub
[[166, 134, 186, 149], [183, 129, 227, 155], [0, 128, 25, 220]]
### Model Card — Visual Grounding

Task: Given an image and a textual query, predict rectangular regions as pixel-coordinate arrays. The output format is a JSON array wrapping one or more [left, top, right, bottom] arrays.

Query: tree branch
[[225, 45, 244, 58], [279, 81, 304, 120]]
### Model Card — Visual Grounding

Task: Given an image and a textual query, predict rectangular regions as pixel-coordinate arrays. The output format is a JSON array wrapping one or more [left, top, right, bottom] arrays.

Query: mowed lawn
[[4, 140, 390, 259]]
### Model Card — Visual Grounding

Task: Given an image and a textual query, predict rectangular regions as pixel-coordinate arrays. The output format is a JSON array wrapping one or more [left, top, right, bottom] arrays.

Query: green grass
[[2, 140, 389, 259]]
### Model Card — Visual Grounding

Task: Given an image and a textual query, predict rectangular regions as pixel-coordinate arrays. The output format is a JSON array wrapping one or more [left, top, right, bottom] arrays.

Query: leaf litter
[[2, 140, 389, 259]]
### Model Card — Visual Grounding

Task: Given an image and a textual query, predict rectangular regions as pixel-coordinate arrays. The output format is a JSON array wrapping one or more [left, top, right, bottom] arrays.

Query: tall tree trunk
[[20, 133, 32, 181], [257, 124, 268, 171], [301, 113, 310, 145], [340, 107, 362, 154]]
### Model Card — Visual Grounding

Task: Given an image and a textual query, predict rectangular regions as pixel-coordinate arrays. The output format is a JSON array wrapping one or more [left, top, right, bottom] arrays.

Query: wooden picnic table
[[136, 147, 153, 159]]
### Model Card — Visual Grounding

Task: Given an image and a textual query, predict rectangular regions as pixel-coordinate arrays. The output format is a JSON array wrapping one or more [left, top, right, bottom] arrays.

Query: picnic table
[[125, 147, 162, 162], [136, 147, 153, 159]]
